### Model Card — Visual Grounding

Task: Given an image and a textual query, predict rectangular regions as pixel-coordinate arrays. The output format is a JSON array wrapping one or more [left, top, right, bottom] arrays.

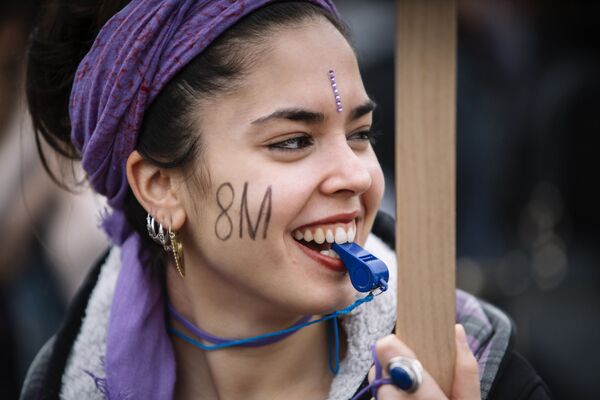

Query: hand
[[369, 324, 480, 399]]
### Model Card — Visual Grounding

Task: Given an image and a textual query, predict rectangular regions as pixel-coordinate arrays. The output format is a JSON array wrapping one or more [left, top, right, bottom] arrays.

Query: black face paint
[[239, 182, 272, 240], [215, 182, 234, 240], [214, 182, 272, 241]]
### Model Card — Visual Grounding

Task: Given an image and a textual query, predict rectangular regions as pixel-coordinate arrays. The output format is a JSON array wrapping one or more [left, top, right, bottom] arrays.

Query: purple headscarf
[[69, 0, 339, 398]]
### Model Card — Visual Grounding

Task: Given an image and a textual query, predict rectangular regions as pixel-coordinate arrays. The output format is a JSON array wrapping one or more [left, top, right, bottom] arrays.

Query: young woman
[[21, 1, 549, 399]]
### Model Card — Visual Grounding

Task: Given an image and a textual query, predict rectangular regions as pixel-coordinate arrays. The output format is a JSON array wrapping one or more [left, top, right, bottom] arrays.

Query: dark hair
[[27, 1, 349, 255]]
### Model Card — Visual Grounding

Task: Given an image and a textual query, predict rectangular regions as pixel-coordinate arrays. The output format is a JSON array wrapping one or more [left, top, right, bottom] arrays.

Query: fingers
[[370, 328, 481, 400], [373, 335, 447, 399], [451, 324, 481, 400]]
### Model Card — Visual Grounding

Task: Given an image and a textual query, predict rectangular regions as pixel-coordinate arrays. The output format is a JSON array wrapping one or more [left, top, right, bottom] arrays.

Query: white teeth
[[294, 225, 356, 244], [348, 226, 356, 242], [325, 229, 335, 243], [303, 229, 313, 242], [320, 249, 340, 259], [334, 227, 347, 244], [314, 228, 325, 244]]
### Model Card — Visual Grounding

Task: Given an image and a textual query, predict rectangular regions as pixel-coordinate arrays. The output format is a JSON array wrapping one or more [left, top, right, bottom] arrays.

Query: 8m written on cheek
[[214, 182, 272, 240]]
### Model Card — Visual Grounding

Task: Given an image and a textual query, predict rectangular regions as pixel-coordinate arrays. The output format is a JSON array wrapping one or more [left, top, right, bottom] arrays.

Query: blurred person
[[0, 1, 108, 397], [20, 1, 549, 399], [0, 4, 43, 398]]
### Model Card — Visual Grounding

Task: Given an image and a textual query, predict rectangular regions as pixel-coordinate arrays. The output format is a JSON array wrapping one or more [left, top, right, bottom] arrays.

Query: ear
[[126, 150, 186, 231]]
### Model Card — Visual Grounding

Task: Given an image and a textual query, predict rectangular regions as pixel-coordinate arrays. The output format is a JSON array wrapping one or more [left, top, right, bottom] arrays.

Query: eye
[[347, 129, 381, 145], [267, 135, 314, 151]]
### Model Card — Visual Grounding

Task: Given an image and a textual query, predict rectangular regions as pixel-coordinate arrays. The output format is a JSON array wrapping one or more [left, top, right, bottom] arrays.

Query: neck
[[166, 266, 335, 400], [171, 317, 332, 400]]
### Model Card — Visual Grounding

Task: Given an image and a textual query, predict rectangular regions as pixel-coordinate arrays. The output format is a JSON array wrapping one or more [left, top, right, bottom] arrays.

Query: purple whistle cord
[[167, 303, 312, 348]]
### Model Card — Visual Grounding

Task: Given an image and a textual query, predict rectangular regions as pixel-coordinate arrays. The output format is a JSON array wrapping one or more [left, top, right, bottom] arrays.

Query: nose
[[318, 139, 373, 197]]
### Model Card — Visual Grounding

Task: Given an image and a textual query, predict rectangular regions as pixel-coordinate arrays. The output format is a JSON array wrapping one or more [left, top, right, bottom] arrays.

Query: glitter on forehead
[[329, 68, 343, 112]]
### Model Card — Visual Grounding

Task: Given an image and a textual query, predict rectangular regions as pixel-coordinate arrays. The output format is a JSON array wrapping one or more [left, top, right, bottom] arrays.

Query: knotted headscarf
[[69, 1, 339, 398]]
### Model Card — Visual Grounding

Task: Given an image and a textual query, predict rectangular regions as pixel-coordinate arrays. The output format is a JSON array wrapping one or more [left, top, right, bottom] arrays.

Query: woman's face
[[179, 18, 385, 317]]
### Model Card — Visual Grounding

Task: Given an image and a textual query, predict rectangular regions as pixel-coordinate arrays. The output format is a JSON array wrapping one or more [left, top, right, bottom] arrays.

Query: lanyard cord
[[349, 344, 392, 400], [326, 317, 340, 374], [168, 303, 312, 347], [167, 292, 376, 374]]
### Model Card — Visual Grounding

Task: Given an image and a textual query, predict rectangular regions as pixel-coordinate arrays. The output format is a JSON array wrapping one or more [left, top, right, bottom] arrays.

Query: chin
[[288, 280, 357, 316]]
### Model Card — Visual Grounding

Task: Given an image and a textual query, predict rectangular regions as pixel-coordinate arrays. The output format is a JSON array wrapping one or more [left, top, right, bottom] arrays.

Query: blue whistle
[[331, 242, 389, 293]]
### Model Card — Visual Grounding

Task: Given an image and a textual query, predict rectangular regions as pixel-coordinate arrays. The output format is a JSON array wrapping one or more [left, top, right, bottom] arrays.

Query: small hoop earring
[[147, 214, 168, 249], [146, 213, 185, 278]]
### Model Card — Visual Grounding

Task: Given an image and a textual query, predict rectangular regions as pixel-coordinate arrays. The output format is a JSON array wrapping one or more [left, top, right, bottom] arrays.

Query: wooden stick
[[395, 0, 457, 395]]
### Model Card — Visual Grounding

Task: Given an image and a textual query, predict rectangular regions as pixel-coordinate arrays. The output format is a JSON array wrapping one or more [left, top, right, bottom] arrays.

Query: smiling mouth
[[292, 224, 356, 259]]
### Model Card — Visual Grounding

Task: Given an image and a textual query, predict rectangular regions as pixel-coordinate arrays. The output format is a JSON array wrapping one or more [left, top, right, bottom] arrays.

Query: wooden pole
[[395, 0, 457, 395]]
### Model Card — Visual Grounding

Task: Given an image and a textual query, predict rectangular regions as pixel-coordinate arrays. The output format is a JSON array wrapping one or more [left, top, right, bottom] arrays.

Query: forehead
[[224, 18, 367, 118]]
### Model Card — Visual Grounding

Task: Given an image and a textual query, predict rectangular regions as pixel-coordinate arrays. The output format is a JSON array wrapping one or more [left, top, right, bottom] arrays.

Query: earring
[[169, 227, 185, 278], [147, 214, 168, 249], [147, 213, 185, 278]]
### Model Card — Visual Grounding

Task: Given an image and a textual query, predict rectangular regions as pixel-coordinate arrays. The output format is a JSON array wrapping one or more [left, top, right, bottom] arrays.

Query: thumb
[[452, 324, 481, 399]]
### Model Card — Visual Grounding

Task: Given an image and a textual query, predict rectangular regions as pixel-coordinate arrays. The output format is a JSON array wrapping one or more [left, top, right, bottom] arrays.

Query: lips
[[291, 214, 358, 272]]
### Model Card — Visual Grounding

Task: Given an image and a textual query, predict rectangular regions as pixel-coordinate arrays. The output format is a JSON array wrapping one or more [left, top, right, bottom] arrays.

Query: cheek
[[183, 179, 283, 283], [366, 158, 385, 210], [188, 176, 294, 265], [360, 159, 385, 238], [211, 181, 273, 241]]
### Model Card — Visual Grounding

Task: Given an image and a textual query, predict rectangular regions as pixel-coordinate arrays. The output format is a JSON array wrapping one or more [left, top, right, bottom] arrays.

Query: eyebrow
[[250, 99, 377, 125], [350, 99, 376, 121]]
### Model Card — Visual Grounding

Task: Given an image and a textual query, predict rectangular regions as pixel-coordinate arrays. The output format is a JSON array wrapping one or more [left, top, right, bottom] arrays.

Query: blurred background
[[1, 0, 598, 398], [0, 1, 108, 399], [336, 0, 600, 399]]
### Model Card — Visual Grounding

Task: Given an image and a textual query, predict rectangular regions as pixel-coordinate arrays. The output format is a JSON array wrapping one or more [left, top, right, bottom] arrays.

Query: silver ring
[[387, 356, 423, 393]]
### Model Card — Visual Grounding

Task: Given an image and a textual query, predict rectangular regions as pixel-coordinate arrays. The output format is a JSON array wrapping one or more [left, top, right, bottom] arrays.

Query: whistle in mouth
[[331, 242, 389, 293]]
